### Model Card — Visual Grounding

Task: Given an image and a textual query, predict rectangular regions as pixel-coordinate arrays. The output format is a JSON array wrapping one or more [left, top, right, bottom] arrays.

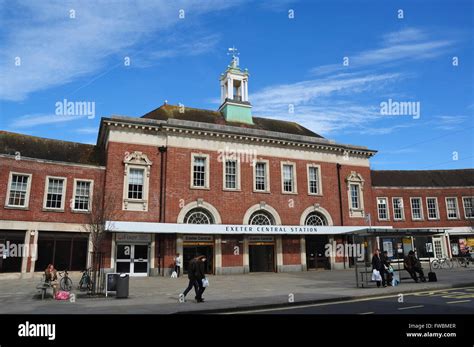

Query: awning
[[106, 221, 393, 235], [348, 228, 446, 237]]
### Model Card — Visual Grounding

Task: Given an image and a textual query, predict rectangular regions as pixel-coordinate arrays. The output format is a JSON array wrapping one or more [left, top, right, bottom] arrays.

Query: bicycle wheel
[[445, 258, 453, 269], [431, 260, 440, 270], [60, 277, 73, 291]]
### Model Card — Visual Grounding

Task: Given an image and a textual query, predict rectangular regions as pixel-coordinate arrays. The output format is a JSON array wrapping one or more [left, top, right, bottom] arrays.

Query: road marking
[[224, 287, 474, 314], [358, 311, 374, 315], [398, 305, 424, 310], [446, 300, 471, 304]]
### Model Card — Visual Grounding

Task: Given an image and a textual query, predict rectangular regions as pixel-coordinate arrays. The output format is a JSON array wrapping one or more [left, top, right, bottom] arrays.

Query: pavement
[[0, 267, 473, 314]]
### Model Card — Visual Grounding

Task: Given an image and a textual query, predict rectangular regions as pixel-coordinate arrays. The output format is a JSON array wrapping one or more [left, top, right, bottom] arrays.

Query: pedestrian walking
[[180, 256, 198, 301], [194, 255, 207, 303]]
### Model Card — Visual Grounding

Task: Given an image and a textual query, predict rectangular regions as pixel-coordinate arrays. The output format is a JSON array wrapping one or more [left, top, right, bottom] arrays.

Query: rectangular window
[[426, 198, 439, 220], [463, 197, 474, 218], [377, 198, 389, 220], [74, 181, 92, 211], [255, 162, 267, 191], [308, 166, 319, 194], [446, 197, 459, 219], [282, 164, 294, 193], [411, 198, 423, 220], [224, 160, 237, 189], [193, 156, 206, 188], [128, 169, 144, 200], [392, 197, 404, 220], [7, 174, 30, 207], [350, 184, 360, 209], [45, 178, 65, 209]]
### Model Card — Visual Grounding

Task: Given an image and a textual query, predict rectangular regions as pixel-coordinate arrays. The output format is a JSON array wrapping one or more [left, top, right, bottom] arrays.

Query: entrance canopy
[[347, 228, 446, 237], [107, 221, 393, 235]]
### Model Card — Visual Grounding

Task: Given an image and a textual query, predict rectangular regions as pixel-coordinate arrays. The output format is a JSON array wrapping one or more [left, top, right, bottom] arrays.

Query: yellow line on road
[[398, 305, 424, 310], [446, 300, 471, 304]]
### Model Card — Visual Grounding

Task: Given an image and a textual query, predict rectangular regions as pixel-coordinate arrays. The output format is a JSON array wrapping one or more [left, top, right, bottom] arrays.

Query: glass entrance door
[[116, 244, 149, 276]]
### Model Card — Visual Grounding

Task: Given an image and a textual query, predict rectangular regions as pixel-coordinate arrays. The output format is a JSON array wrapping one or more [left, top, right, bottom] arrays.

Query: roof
[[371, 169, 474, 187], [0, 131, 105, 166], [142, 104, 324, 138]]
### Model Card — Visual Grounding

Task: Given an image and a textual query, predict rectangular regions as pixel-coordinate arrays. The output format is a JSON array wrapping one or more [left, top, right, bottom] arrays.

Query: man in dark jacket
[[404, 250, 426, 282], [181, 257, 199, 301], [372, 249, 386, 287], [194, 255, 207, 302]]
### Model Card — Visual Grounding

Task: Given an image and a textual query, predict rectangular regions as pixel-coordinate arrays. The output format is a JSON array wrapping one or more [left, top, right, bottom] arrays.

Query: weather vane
[[227, 46, 239, 66]]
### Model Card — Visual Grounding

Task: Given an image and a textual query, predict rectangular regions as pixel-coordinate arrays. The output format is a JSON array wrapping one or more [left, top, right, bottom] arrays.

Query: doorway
[[116, 244, 149, 276], [305, 235, 330, 270], [249, 245, 275, 272], [183, 245, 214, 274]]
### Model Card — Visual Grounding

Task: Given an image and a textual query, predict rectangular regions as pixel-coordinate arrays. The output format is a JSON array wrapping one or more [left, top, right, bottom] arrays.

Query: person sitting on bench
[[404, 251, 426, 283], [44, 264, 58, 296]]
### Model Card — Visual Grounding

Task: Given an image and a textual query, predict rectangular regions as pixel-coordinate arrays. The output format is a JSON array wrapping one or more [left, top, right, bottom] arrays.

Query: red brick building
[[1, 58, 473, 277]]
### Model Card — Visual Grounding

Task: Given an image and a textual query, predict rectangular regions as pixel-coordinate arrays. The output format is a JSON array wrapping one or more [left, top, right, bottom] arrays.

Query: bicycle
[[58, 269, 73, 291], [78, 268, 94, 292], [430, 257, 453, 270]]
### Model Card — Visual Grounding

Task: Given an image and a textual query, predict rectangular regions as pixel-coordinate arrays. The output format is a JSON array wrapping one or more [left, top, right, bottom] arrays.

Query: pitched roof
[[0, 131, 105, 166], [371, 169, 474, 187], [142, 104, 323, 138]]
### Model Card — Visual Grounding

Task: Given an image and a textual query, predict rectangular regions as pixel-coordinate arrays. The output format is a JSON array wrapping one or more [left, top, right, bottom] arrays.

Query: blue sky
[[0, 0, 473, 170]]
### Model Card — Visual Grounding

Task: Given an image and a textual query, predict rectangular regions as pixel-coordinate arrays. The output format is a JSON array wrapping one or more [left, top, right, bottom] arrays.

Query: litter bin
[[116, 273, 129, 299]]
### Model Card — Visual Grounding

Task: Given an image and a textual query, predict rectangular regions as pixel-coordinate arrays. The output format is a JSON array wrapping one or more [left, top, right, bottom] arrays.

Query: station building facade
[[1, 58, 473, 277]]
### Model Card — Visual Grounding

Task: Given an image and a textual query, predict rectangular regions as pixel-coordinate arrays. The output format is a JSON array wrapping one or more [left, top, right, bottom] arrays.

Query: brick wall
[[0, 156, 104, 224]]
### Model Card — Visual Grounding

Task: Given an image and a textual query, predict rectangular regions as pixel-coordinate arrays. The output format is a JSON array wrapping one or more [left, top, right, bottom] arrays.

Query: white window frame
[[72, 179, 94, 212], [122, 151, 152, 211], [43, 176, 67, 211], [392, 197, 405, 221], [426, 197, 440, 220], [253, 159, 270, 193], [462, 196, 474, 219], [410, 197, 424, 221], [222, 157, 241, 191], [5, 172, 32, 209], [345, 171, 365, 218], [190, 153, 210, 190], [307, 164, 322, 196], [376, 197, 390, 221], [445, 197, 460, 220], [281, 161, 297, 194]]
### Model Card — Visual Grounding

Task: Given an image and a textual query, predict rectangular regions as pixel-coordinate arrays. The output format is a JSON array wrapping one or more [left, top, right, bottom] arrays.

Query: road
[[230, 287, 474, 314]]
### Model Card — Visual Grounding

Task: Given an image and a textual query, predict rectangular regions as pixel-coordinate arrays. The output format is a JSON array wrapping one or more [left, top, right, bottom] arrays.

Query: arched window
[[305, 212, 328, 226], [184, 208, 214, 224], [249, 210, 275, 225]]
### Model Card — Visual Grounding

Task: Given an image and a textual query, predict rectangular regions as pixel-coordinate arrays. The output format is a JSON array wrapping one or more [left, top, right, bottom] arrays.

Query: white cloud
[[10, 113, 88, 128], [310, 28, 455, 76], [250, 72, 404, 134], [0, 0, 243, 101], [75, 127, 98, 134]]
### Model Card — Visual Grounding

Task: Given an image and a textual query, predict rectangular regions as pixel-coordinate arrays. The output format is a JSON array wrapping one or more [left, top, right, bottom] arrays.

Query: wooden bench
[[36, 275, 54, 300]]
